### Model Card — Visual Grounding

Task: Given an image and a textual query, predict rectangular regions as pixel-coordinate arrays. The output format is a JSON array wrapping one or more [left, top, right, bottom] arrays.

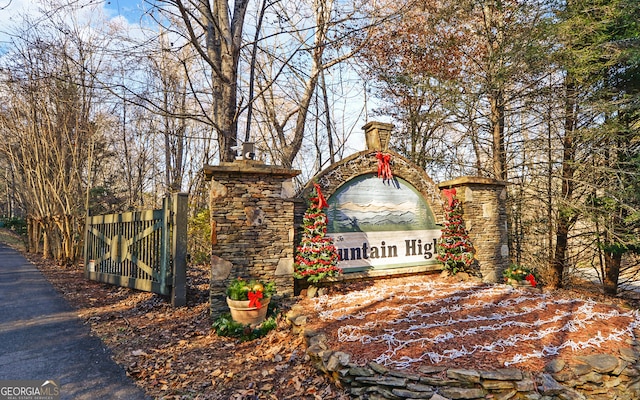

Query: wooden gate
[[84, 192, 187, 306]]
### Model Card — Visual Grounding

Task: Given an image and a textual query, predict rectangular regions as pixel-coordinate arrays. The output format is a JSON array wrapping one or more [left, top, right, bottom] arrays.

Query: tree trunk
[[490, 89, 507, 181], [551, 219, 569, 288], [41, 218, 50, 260], [320, 69, 335, 165], [193, 0, 248, 162], [550, 74, 577, 289], [603, 250, 622, 296]]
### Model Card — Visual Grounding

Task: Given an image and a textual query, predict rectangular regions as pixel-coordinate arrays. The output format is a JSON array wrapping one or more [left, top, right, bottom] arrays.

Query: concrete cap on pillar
[[363, 121, 394, 151]]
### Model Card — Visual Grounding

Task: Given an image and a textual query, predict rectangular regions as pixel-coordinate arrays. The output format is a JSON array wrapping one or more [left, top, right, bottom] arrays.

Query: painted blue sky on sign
[[327, 174, 437, 233]]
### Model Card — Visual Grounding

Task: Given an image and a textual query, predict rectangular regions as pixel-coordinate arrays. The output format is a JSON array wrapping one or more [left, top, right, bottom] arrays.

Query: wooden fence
[[84, 193, 187, 307]]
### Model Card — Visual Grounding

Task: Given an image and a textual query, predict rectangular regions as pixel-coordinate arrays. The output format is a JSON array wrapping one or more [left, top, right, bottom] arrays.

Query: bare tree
[[0, 1, 114, 262], [151, 0, 371, 170], [152, 0, 249, 162]]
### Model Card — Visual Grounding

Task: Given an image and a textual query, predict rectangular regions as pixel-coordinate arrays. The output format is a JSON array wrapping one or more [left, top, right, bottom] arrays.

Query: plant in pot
[[225, 277, 276, 326], [503, 264, 540, 288]]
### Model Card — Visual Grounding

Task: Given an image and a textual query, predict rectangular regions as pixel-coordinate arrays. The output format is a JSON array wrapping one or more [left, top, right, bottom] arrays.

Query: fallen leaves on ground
[[296, 273, 640, 373], [28, 253, 349, 400]]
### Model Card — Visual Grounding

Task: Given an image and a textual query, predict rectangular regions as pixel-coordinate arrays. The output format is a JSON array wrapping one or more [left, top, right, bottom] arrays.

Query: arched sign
[[326, 173, 441, 272]]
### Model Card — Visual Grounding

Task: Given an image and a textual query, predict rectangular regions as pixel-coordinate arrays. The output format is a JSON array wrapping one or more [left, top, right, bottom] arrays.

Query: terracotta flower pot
[[226, 297, 271, 326]]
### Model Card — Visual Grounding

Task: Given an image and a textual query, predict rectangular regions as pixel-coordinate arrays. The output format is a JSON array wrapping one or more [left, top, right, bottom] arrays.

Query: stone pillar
[[438, 177, 509, 282], [203, 160, 301, 317], [363, 121, 394, 151]]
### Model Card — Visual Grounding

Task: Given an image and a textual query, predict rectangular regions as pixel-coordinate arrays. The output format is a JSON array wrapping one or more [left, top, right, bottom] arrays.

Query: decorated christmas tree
[[294, 183, 342, 283], [437, 188, 477, 275]]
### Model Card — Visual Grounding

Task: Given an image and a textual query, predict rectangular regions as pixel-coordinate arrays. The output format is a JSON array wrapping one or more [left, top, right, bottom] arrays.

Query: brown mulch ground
[[26, 253, 349, 400], [14, 236, 640, 399], [296, 274, 640, 374]]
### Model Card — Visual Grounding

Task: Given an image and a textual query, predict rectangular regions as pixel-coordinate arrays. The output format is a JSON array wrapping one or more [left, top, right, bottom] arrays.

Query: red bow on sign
[[248, 290, 263, 308], [313, 183, 328, 209], [376, 152, 393, 181], [442, 188, 457, 207]]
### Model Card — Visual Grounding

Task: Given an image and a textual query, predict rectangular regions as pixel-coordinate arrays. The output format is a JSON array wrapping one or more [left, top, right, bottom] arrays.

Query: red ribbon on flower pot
[[525, 273, 537, 287], [248, 290, 263, 308], [376, 152, 393, 180]]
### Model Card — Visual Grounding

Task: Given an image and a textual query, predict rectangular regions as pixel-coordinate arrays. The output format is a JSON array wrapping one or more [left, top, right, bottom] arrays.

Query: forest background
[[0, 0, 639, 296]]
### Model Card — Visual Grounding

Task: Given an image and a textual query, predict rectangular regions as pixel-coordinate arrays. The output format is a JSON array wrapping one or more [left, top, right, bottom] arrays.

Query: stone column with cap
[[204, 160, 301, 317]]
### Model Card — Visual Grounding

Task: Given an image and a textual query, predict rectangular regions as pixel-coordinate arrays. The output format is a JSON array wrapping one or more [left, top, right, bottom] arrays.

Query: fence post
[[160, 197, 171, 291], [171, 192, 188, 307], [83, 214, 91, 279]]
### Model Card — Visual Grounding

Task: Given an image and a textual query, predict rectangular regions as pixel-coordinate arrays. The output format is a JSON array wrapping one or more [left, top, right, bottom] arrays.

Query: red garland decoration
[[248, 290, 263, 308], [442, 188, 457, 208], [313, 183, 328, 209], [376, 152, 393, 181]]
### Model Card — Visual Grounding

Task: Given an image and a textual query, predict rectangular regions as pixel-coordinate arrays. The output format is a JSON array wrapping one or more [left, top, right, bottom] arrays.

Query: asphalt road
[[0, 243, 150, 399]]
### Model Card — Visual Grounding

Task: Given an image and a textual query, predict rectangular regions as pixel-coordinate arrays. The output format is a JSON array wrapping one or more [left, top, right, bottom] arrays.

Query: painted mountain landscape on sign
[[326, 174, 437, 232]]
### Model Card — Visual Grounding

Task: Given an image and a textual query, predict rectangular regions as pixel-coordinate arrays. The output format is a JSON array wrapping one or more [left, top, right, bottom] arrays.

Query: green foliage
[[187, 208, 211, 265], [557, 204, 580, 222], [226, 277, 275, 301], [585, 152, 640, 258], [0, 217, 27, 236], [502, 264, 541, 286], [212, 313, 278, 341], [555, 1, 619, 83], [88, 186, 123, 215]]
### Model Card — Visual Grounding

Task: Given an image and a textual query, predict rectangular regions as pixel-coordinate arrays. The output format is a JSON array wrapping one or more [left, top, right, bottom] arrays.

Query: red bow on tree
[[442, 188, 457, 207], [376, 152, 393, 181], [313, 183, 328, 209], [248, 290, 263, 308]]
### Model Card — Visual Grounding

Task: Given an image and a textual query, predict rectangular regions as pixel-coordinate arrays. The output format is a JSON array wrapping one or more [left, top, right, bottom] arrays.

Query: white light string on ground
[[504, 319, 640, 366], [337, 297, 582, 342], [370, 304, 640, 369], [341, 302, 603, 356], [315, 281, 530, 321], [311, 280, 640, 369], [314, 280, 482, 312]]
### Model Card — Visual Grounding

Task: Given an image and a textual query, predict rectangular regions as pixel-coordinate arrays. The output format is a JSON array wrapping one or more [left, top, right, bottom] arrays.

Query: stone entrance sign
[[204, 121, 509, 316]]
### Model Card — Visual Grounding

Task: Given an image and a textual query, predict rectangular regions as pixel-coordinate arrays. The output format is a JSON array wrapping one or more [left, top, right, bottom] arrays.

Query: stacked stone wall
[[204, 161, 300, 316]]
